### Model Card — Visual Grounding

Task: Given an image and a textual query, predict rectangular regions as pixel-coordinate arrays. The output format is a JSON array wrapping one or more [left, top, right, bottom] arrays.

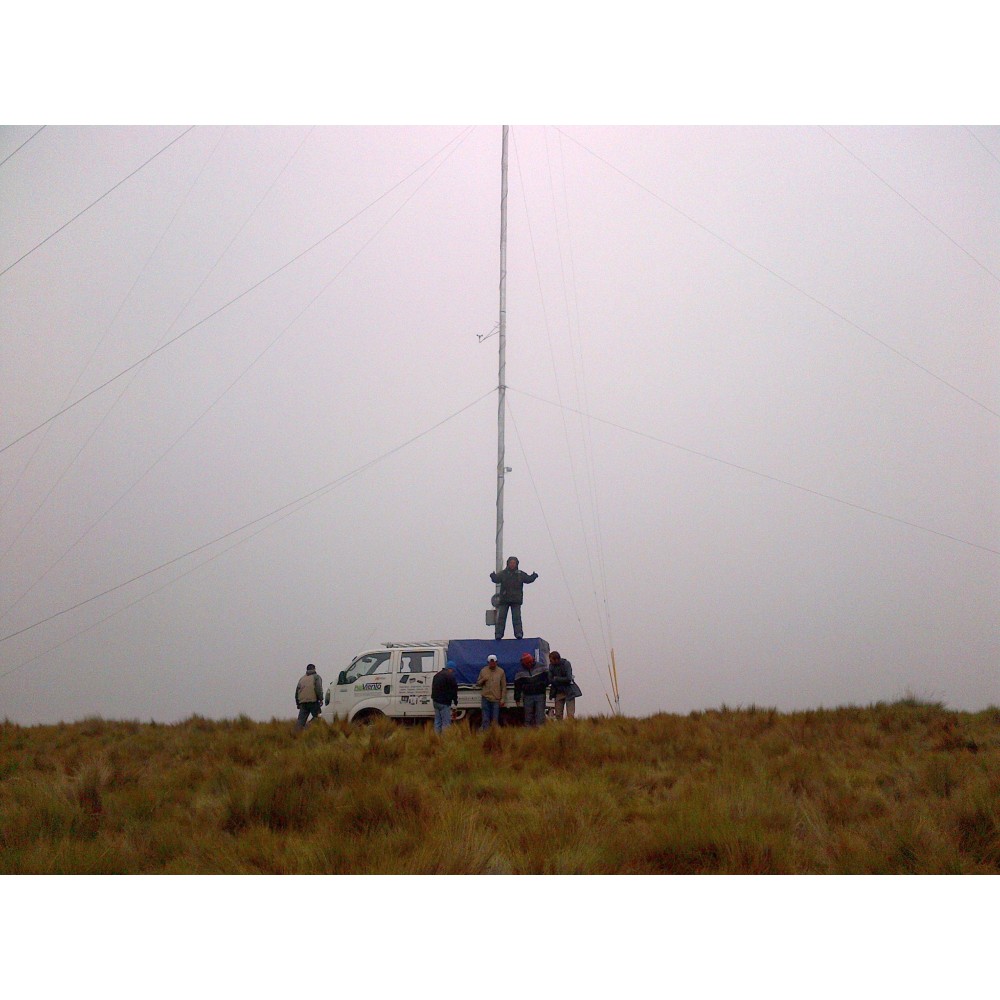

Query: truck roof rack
[[382, 641, 449, 648]]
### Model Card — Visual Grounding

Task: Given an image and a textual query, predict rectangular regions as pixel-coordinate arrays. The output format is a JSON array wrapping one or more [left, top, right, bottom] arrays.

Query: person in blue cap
[[431, 660, 459, 733]]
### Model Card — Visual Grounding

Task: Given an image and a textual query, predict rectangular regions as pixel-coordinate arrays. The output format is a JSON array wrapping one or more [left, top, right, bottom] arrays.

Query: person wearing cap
[[431, 661, 459, 734], [513, 652, 549, 726], [475, 654, 507, 730], [489, 556, 538, 640], [294, 663, 324, 730]]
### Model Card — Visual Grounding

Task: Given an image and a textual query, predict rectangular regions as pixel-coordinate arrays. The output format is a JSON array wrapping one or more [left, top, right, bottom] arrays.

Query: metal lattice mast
[[495, 125, 509, 578]]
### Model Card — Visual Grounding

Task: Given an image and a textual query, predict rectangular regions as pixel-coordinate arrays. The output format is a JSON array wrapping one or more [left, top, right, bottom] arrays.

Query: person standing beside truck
[[514, 652, 549, 727], [431, 661, 459, 734], [294, 663, 324, 730], [548, 650, 578, 720], [476, 654, 507, 730], [490, 556, 538, 640]]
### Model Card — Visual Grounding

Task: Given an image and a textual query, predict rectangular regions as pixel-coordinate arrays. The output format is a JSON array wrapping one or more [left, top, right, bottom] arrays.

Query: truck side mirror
[[324, 690, 331, 706], [337, 670, 348, 686]]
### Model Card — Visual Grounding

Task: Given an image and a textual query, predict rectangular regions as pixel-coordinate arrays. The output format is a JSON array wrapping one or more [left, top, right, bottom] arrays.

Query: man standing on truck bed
[[476, 654, 507, 730], [295, 663, 324, 730], [514, 652, 549, 727], [431, 661, 459, 734], [490, 555, 539, 640]]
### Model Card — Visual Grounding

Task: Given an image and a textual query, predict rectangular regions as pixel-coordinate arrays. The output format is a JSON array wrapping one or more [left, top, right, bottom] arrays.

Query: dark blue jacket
[[549, 657, 574, 694], [514, 663, 549, 701], [490, 569, 538, 604], [490, 557, 538, 605], [431, 670, 458, 706]]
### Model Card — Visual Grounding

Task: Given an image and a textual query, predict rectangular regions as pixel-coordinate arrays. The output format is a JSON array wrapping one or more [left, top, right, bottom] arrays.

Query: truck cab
[[325, 638, 551, 725]]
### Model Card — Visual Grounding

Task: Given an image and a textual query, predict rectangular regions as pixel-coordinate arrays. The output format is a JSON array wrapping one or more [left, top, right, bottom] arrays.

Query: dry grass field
[[2, 701, 998, 874]]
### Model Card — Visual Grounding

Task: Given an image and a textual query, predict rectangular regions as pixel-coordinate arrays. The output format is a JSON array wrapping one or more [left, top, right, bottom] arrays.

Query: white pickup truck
[[324, 637, 552, 726]]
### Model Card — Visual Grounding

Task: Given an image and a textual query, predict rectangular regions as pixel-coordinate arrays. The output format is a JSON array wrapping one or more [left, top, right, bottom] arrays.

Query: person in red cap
[[513, 651, 549, 726]]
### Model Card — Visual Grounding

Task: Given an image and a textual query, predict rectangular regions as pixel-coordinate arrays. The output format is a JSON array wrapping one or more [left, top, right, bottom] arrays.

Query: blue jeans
[[433, 701, 452, 734], [296, 703, 321, 729], [494, 602, 523, 640], [522, 693, 546, 726], [481, 697, 501, 730]]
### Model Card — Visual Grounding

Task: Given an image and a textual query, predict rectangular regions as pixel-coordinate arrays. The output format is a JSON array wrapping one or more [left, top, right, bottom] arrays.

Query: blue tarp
[[446, 637, 550, 685]]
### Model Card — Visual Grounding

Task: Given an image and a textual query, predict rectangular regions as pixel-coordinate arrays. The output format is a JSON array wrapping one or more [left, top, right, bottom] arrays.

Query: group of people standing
[[296, 649, 580, 733], [295, 554, 578, 732], [430, 649, 579, 733]]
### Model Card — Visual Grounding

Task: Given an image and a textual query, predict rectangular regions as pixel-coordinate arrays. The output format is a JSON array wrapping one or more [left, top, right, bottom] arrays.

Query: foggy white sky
[[2, 124, 998, 725]]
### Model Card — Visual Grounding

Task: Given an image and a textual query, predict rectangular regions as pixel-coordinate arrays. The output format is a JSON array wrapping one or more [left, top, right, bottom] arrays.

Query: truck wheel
[[465, 709, 482, 731], [353, 710, 384, 726]]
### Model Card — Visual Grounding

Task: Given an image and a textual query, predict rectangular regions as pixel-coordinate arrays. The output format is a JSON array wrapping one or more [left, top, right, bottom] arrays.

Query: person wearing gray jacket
[[548, 650, 578, 720], [514, 652, 549, 726], [295, 663, 324, 729]]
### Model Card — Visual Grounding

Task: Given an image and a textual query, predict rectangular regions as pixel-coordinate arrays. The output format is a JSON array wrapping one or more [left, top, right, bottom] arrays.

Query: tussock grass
[[2, 702, 998, 874]]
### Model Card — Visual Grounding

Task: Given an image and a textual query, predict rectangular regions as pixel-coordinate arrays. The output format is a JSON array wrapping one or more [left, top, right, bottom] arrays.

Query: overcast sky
[[1, 124, 997, 725]]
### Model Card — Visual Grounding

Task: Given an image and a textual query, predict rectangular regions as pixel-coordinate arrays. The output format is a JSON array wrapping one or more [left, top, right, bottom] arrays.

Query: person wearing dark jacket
[[514, 652, 549, 726], [295, 663, 324, 729], [432, 661, 459, 734], [490, 555, 539, 640], [548, 650, 577, 720]]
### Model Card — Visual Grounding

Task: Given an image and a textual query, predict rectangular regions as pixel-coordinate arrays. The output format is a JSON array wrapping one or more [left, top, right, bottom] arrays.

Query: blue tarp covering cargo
[[446, 638, 550, 685]]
